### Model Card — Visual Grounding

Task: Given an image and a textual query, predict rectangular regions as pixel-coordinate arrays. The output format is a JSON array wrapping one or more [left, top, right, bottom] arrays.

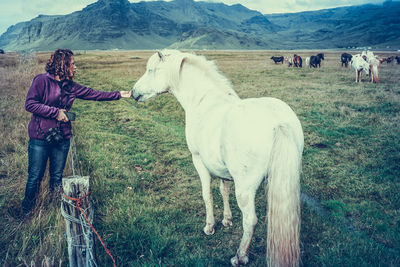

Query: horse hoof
[[230, 255, 249, 266], [222, 218, 233, 227], [203, 225, 215, 235], [231, 256, 239, 267]]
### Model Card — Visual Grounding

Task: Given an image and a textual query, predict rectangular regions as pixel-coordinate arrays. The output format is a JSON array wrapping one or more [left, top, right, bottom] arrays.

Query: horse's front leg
[[192, 153, 215, 235], [219, 179, 233, 227]]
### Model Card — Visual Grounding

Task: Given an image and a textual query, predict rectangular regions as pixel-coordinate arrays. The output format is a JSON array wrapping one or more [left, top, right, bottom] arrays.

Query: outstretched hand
[[120, 91, 132, 98]]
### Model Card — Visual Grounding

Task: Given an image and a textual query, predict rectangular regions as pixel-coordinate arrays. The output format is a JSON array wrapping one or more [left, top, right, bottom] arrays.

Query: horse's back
[[186, 96, 303, 180], [220, 97, 303, 179], [234, 97, 302, 132]]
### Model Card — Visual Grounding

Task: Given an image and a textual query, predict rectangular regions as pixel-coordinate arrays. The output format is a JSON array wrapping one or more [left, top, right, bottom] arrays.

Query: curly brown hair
[[45, 49, 74, 81]]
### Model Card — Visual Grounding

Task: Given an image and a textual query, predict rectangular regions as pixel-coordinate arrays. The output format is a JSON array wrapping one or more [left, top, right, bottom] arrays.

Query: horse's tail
[[267, 124, 301, 267], [370, 64, 379, 83]]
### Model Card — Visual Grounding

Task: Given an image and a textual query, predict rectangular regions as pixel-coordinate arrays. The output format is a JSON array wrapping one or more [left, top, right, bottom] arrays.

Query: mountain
[[265, 1, 400, 49], [0, 0, 399, 51], [169, 27, 275, 50], [0, 0, 180, 50]]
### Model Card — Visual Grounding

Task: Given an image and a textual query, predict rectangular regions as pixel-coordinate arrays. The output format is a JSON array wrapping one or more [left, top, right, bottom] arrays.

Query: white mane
[[185, 54, 233, 92], [160, 50, 238, 98]]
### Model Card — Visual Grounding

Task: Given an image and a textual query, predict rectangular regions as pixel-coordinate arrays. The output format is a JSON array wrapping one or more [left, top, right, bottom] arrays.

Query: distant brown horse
[[293, 54, 302, 68], [386, 56, 394, 64], [378, 57, 387, 64]]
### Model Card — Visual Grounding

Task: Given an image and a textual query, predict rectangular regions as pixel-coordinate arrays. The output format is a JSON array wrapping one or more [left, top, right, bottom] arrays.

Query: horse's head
[[131, 51, 169, 102], [131, 50, 186, 102]]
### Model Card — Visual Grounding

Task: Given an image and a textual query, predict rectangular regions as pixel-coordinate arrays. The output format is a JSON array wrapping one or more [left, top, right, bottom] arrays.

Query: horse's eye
[[148, 68, 158, 74]]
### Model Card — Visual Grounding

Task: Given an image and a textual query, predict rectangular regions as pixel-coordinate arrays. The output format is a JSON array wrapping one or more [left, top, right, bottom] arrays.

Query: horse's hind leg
[[231, 186, 258, 266], [192, 153, 215, 235], [219, 179, 232, 227]]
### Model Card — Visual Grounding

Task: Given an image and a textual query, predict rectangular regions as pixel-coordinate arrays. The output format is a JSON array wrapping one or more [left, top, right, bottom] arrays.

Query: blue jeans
[[22, 138, 70, 214]]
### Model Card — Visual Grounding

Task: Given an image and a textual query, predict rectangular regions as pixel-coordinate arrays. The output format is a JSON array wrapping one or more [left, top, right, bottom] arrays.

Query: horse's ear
[[180, 57, 187, 74], [169, 55, 188, 90], [158, 51, 165, 62]]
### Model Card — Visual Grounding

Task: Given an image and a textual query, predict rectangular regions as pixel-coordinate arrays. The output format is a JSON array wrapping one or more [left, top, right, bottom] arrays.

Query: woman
[[22, 49, 131, 215]]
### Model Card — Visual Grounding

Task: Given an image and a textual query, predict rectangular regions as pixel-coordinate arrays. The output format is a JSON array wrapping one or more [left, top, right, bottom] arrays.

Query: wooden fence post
[[61, 175, 96, 267]]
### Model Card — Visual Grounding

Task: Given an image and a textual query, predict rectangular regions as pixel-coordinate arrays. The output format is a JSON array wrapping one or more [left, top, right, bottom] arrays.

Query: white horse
[[305, 57, 310, 67], [363, 52, 380, 83], [285, 56, 293, 67], [351, 54, 370, 82], [368, 57, 380, 83], [131, 50, 304, 267]]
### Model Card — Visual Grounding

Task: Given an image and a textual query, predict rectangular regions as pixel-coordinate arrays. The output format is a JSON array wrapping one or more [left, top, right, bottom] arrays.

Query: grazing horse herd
[[270, 50, 400, 84]]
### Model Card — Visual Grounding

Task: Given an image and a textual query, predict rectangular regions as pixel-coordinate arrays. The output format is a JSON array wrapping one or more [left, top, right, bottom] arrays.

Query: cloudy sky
[[0, 0, 387, 35]]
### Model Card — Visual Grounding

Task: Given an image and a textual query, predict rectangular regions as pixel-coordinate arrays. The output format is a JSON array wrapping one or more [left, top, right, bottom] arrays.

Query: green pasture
[[0, 51, 399, 266]]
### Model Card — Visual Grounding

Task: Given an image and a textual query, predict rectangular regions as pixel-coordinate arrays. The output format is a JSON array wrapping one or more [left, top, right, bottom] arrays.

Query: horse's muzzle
[[131, 90, 143, 102], [133, 94, 142, 102]]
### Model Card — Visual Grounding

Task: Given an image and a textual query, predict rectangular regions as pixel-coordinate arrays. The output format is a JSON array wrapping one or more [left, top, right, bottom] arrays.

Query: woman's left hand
[[120, 91, 132, 98]]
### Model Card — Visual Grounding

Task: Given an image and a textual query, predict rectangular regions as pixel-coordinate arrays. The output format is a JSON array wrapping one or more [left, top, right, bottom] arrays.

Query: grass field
[[1, 50, 399, 266]]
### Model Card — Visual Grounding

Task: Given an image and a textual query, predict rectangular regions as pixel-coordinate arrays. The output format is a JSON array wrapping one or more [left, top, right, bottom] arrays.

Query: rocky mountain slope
[[265, 1, 400, 49], [0, 0, 399, 51]]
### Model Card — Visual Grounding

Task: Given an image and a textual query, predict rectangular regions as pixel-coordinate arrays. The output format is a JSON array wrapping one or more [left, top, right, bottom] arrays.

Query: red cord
[[62, 192, 117, 267]]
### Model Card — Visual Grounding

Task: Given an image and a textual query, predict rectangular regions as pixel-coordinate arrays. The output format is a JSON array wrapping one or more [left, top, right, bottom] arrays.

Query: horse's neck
[[171, 64, 239, 112]]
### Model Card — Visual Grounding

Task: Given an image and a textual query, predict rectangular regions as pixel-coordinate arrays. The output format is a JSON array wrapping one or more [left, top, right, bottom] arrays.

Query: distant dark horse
[[270, 56, 284, 64], [293, 54, 302, 68], [309, 53, 324, 68], [341, 53, 352, 67], [0, 49, 4, 54], [386, 56, 394, 64], [395, 56, 400, 64]]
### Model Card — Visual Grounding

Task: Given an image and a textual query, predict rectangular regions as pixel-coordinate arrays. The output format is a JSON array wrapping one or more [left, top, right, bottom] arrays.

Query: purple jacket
[[26, 73, 121, 140]]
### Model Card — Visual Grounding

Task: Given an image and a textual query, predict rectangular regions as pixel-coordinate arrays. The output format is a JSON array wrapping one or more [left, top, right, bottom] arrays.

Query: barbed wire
[[61, 133, 116, 267], [61, 193, 97, 267]]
